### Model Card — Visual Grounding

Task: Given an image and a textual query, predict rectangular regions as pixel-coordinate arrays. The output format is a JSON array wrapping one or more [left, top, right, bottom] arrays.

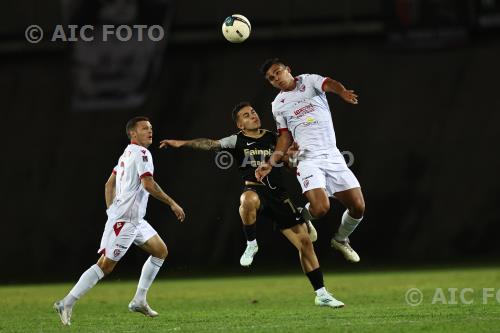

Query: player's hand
[[286, 142, 300, 167], [340, 90, 358, 104], [170, 203, 185, 222], [286, 141, 299, 155], [159, 139, 184, 149], [255, 163, 272, 182]]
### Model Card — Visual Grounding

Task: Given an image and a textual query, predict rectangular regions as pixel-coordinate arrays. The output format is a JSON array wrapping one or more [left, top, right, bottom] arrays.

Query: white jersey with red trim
[[108, 143, 154, 224], [271, 74, 344, 162]]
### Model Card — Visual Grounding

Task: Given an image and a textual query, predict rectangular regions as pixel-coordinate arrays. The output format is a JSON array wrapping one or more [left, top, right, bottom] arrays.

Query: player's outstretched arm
[[105, 172, 116, 209], [322, 77, 358, 104], [159, 138, 221, 151], [141, 176, 186, 222]]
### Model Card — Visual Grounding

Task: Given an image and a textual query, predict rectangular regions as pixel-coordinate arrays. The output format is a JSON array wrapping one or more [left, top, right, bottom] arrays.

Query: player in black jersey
[[159, 102, 345, 308]]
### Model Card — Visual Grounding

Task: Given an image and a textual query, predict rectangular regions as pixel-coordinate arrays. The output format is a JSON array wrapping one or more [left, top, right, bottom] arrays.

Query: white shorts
[[297, 158, 360, 197], [97, 218, 157, 261]]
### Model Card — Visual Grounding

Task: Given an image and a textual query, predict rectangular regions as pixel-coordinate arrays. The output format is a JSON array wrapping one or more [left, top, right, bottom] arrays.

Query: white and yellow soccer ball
[[222, 14, 251, 43]]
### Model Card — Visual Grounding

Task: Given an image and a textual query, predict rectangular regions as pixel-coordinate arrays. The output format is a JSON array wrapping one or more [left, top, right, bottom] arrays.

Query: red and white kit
[[271, 74, 360, 196], [98, 143, 157, 261]]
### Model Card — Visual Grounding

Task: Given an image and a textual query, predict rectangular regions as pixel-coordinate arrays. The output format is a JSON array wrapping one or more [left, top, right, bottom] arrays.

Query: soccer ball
[[222, 14, 251, 43]]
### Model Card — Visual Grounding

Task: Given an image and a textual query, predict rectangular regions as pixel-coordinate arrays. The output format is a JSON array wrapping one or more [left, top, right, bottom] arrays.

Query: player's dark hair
[[126, 116, 150, 139], [232, 101, 252, 123], [260, 58, 285, 75]]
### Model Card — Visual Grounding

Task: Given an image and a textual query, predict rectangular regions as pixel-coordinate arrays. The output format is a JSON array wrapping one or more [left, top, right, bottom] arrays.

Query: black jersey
[[219, 129, 285, 189]]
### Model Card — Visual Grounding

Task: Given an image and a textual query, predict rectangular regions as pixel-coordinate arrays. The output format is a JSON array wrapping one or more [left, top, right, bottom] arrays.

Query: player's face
[[265, 64, 294, 90], [131, 121, 153, 147], [236, 106, 261, 130]]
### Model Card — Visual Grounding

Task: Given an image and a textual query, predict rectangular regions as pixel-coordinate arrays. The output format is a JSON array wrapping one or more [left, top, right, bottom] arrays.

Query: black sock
[[305, 267, 324, 291], [243, 224, 256, 241]]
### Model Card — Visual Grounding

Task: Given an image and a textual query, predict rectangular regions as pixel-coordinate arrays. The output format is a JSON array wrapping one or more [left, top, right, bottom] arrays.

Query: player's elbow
[[141, 177, 156, 193]]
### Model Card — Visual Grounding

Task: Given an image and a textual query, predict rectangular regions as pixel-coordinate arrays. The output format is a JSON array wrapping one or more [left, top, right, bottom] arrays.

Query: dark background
[[1, 0, 499, 283]]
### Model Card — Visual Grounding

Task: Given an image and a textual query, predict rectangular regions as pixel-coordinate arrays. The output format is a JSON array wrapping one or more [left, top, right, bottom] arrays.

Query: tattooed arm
[[159, 138, 221, 151]]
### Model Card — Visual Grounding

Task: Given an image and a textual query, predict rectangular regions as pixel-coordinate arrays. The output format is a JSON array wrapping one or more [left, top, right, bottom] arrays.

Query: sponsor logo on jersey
[[246, 142, 256, 146], [293, 103, 315, 117], [243, 148, 272, 156], [242, 148, 273, 168]]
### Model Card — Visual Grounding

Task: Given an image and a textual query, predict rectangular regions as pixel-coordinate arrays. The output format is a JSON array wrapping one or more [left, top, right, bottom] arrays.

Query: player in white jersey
[[54, 116, 185, 326], [255, 58, 365, 263]]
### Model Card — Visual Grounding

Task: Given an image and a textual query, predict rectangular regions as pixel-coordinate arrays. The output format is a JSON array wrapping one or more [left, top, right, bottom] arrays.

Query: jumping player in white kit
[[256, 58, 365, 263], [54, 116, 185, 326]]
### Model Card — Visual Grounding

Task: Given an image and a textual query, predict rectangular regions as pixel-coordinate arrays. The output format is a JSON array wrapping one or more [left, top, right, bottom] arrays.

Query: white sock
[[247, 239, 257, 246], [335, 210, 363, 242], [315, 287, 327, 296], [64, 264, 104, 308], [302, 202, 316, 221], [134, 256, 164, 303]]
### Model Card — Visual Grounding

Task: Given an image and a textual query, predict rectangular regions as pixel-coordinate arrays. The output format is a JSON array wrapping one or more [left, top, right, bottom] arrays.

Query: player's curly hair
[[260, 58, 285, 75], [126, 116, 150, 139], [232, 101, 252, 123]]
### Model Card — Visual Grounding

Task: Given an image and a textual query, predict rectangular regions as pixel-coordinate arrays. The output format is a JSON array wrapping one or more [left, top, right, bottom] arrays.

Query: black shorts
[[242, 184, 304, 230]]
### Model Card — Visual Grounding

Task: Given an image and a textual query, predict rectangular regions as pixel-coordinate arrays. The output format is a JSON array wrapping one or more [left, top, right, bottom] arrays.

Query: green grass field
[[1, 267, 499, 333]]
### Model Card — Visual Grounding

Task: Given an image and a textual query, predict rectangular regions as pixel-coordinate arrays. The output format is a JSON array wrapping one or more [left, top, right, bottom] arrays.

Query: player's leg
[[281, 224, 319, 272], [296, 161, 330, 220], [334, 187, 365, 235], [54, 220, 135, 325], [239, 189, 261, 266], [328, 168, 364, 262], [129, 222, 167, 317], [281, 224, 344, 308], [302, 188, 330, 219]]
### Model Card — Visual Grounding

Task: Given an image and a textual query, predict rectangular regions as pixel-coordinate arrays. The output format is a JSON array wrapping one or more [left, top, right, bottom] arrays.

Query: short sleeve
[[134, 149, 154, 178], [219, 135, 237, 149], [273, 112, 288, 133], [306, 74, 328, 92], [112, 165, 118, 174]]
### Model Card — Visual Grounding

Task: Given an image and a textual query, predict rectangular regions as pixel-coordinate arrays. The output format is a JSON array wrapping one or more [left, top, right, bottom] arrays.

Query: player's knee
[[156, 245, 168, 259], [298, 235, 313, 252], [311, 201, 330, 217], [97, 260, 115, 276], [240, 191, 260, 210], [349, 198, 365, 218]]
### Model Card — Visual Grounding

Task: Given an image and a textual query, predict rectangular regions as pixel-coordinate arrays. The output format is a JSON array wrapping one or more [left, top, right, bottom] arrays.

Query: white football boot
[[53, 300, 72, 326], [239, 243, 258, 267], [128, 300, 159, 317], [331, 236, 360, 263], [314, 291, 345, 308]]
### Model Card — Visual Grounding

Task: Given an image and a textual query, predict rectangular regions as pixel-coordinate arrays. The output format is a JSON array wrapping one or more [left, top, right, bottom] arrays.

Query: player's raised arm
[[322, 77, 358, 105], [141, 176, 186, 222], [104, 172, 116, 209], [159, 138, 221, 151]]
